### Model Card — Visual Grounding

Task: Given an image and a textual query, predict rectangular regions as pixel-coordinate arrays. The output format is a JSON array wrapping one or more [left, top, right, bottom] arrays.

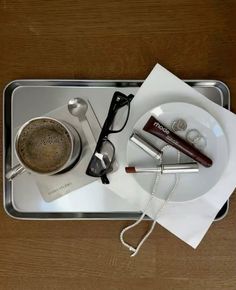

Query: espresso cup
[[6, 117, 82, 180]]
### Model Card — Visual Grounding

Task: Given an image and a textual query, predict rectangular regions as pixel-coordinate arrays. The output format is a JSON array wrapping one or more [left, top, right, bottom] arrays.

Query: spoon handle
[[80, 119, 97, 151], [86, 100, 102, 142]]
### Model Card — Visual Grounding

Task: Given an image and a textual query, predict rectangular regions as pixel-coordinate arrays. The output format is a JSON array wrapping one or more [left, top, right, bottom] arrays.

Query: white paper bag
[[105, 64, 236, 248]]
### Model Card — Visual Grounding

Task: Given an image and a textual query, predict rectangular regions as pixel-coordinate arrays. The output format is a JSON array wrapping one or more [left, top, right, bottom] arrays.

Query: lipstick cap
[[130, 133, 162, 160]]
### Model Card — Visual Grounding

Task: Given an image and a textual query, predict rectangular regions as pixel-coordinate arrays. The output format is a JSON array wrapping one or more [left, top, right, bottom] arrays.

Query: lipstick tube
[[125, 162, 199, 174], [130, 133, 162, 160], [143, 116, 212, 167]]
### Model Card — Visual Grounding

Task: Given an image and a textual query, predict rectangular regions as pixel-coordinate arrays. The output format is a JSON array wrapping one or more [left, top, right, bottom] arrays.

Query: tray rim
[[3, 79, 230, 220]]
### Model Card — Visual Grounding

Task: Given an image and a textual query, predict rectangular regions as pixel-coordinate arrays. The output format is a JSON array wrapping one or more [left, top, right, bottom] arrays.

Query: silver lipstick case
[[136, 163, 199, 174], [130, 133, 162, 160]]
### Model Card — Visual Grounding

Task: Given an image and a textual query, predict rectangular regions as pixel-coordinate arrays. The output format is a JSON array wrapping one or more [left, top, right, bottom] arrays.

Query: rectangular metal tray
[[3, 79, 230, 220]]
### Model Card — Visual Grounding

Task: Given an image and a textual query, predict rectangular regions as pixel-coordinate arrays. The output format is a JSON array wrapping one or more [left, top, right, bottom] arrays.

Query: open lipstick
[[143, 116, 213, 167], [125, 162, 199, 174]]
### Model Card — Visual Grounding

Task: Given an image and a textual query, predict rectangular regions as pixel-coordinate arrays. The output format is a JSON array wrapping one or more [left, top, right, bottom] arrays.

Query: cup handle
[[6, 164, 26, 180]]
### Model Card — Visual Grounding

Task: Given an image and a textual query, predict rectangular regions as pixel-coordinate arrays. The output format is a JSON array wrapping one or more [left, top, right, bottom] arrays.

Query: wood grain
[[0, 1, 236, 289]]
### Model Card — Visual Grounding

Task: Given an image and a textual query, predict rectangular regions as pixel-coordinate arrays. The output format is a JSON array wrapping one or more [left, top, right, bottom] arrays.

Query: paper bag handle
[[120, 145, 180, 257], [120, 195, 156, 257]]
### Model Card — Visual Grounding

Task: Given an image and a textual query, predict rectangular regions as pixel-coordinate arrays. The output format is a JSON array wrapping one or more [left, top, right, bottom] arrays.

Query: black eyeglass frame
[[86, 91, 134, 183]]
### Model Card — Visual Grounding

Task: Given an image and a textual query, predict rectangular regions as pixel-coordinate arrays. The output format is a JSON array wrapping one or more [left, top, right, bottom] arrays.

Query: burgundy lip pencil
[[143, 116, 213, 167]]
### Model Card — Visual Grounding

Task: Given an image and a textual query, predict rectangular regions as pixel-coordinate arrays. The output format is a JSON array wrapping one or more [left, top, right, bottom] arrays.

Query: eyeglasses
[[86, 91, 134, 184]]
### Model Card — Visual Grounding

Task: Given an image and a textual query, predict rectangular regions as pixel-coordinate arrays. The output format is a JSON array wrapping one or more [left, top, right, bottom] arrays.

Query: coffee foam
[[17, 119, 72, 174]]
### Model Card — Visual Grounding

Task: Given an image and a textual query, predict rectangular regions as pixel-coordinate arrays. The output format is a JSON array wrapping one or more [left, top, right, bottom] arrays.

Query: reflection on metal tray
[[3, 80, 230, 220]]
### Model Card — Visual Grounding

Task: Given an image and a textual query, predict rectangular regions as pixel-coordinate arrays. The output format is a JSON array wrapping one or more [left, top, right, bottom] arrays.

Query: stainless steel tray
[[3, 80, 230, 220]]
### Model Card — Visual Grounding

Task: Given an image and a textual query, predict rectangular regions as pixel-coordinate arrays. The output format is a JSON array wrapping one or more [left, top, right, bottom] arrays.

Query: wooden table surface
[[1, 1, 236, 289]]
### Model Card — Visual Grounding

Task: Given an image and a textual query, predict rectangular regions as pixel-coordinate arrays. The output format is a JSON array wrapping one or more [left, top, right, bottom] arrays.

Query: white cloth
[[105, 64, 236, 248]]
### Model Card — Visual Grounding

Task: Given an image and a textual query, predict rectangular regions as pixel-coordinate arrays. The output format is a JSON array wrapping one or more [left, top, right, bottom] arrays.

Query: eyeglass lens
[[87, 139, 115, 176]]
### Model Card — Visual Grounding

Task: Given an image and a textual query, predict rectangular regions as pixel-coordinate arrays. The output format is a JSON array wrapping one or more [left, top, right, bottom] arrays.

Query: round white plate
[[126, 102, 228, 202]]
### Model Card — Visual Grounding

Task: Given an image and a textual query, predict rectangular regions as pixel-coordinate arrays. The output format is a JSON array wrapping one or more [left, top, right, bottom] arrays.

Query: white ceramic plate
[[126, 102, 228, 202]]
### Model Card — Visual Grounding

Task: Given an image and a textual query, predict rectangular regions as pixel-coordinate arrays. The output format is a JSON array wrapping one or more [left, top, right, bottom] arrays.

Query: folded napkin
[[106, 64, 236, 248], [32, 102, 99, 202]]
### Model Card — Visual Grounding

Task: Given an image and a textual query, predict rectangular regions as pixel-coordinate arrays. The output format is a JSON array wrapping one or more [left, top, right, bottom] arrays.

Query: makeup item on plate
[[186, 129, 207, 149], [125, 162, 199, 174], [130, 132, 162, 160], [143, 116, 213, 167], [171, 119, 187, 132]]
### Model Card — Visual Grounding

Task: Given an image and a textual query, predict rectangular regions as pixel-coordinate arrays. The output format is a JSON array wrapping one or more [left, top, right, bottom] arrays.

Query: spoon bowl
[[68, 98, 88, 120]]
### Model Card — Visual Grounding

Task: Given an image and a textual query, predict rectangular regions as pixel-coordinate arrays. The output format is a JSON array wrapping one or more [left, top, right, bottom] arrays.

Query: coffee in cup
[[6, 117, 82, 180]]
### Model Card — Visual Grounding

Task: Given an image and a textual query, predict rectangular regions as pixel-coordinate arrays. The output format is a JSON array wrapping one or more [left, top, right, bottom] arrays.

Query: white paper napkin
[[105, 64, 236, 248]]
